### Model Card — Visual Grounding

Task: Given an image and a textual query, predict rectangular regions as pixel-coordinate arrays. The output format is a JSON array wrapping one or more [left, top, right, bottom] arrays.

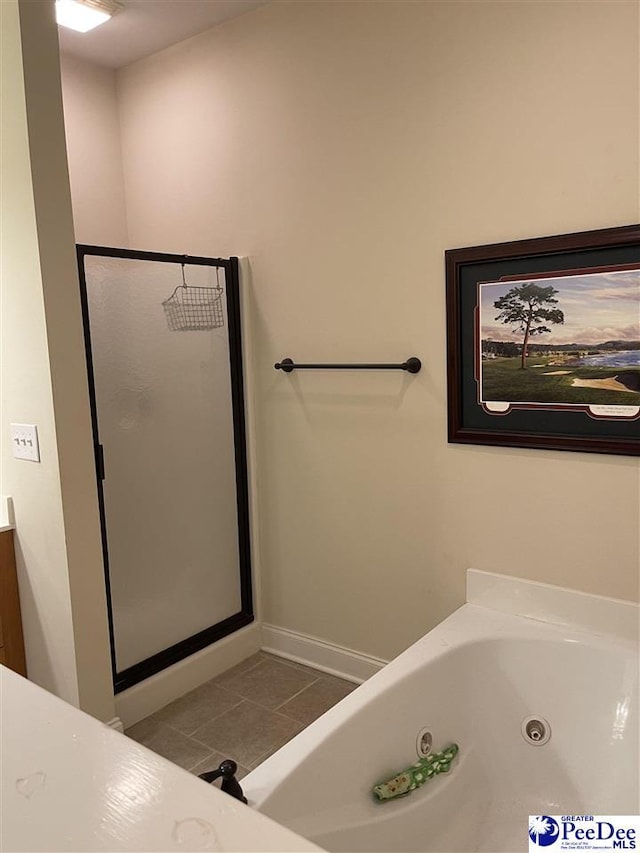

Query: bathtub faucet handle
[[198, 759, 248, 804]]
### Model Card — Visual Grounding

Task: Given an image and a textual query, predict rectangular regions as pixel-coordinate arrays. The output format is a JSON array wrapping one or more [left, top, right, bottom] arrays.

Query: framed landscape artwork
[[446, 224, 639, 456]]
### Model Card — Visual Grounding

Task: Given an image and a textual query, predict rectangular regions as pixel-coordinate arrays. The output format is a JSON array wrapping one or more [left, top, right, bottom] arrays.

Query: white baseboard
[[105, 716, 124, 733], [116, 622, 262, 729], [262, 624, 387, 683]]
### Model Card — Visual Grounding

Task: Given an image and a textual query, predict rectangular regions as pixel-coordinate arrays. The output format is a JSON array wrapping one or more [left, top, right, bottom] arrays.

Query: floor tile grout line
[[216, 674, 322, 713], [263, 659, 355, 690], [161, 722, 217, 754], [212, 683, 248, 700], [248, 723, 305, 770], [272, 706, 312, 725], [146, 684, 246, 729], [266, 655, 326, 677], [135, 722, 216, 773], [271, 677, 321, 713], [140, 680, 336, 742], [215, 654, 272, 687], [186, 702, 253, 753], [151, 685, 246, 733], [219, 662, 309, 696], [188, 731, 238, 758], [178, 696, 247, 738], [187, 754, 215, 773], [128, 657, 356, 778], [186, 701, 303, 768], [133, 662, 350, 729]]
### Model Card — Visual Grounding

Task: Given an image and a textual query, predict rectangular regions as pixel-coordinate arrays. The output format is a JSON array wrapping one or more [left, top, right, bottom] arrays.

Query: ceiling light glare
[[55, 0, 119, 33]]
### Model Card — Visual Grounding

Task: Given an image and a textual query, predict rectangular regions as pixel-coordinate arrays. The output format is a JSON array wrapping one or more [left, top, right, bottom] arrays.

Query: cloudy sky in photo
[[480, 268, 640, 346]]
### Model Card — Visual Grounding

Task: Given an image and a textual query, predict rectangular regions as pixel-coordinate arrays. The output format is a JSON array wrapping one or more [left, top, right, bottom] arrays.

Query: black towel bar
[[274, 357, 421, 374]]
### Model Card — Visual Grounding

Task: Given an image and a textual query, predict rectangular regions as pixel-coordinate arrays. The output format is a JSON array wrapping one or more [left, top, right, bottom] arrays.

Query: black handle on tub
[[198, 759, 248, 803]]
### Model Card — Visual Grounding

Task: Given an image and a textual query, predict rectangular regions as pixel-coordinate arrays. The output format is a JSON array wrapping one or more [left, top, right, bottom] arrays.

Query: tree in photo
[[494, 283, 564, 369]]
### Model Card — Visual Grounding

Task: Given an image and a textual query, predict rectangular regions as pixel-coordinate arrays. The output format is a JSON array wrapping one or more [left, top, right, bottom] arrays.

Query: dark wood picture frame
[[446, 224, 639, 456]]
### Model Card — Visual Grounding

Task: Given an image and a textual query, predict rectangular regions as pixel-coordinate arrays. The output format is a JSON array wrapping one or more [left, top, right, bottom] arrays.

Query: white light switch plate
[[10, 423, 40, 462]]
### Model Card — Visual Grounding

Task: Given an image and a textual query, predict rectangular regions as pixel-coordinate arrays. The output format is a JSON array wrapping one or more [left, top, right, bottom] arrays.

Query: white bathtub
[[244, 572, 639, 852]]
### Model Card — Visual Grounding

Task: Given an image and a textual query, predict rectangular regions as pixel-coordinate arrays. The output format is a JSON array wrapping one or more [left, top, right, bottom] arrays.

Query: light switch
[[10, 424, 40, 462]]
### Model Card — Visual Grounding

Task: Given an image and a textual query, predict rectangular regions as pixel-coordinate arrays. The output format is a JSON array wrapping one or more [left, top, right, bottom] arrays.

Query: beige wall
[[60, 53, 129, 247], [107, 1, 638, 661], [1, 0, 114, 720]]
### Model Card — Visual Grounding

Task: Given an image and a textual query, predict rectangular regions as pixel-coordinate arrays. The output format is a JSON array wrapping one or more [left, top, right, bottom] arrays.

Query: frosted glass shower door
[[79, 249, 252, 690]]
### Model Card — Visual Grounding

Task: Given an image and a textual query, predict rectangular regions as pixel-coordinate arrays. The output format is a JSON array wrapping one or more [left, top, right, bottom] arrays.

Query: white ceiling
[[57, 0, 269, 69]]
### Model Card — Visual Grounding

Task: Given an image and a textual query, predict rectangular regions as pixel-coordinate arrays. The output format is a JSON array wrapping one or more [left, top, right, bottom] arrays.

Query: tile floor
[[126, 652, 356, 783]]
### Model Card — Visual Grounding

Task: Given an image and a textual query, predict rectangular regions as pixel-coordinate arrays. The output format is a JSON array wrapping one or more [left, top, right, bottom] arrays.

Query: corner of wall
[[0, 0, 115, 721]]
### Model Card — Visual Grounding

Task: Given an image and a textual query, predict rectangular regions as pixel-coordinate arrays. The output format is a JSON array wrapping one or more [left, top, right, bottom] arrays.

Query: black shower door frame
[[77, 245, 254, 693]]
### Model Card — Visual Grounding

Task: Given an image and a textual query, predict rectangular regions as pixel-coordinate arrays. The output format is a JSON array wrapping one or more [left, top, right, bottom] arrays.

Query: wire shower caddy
[[162, 264, 224, 331]]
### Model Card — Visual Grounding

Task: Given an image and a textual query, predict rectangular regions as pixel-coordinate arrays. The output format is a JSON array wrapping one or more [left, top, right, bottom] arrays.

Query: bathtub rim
[[244, 595, 638, 810], [467, 568, 639, 644]]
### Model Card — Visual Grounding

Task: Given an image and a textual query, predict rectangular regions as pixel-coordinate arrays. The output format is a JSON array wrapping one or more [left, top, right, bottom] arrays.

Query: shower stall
[[77, 246, 253, 693]]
